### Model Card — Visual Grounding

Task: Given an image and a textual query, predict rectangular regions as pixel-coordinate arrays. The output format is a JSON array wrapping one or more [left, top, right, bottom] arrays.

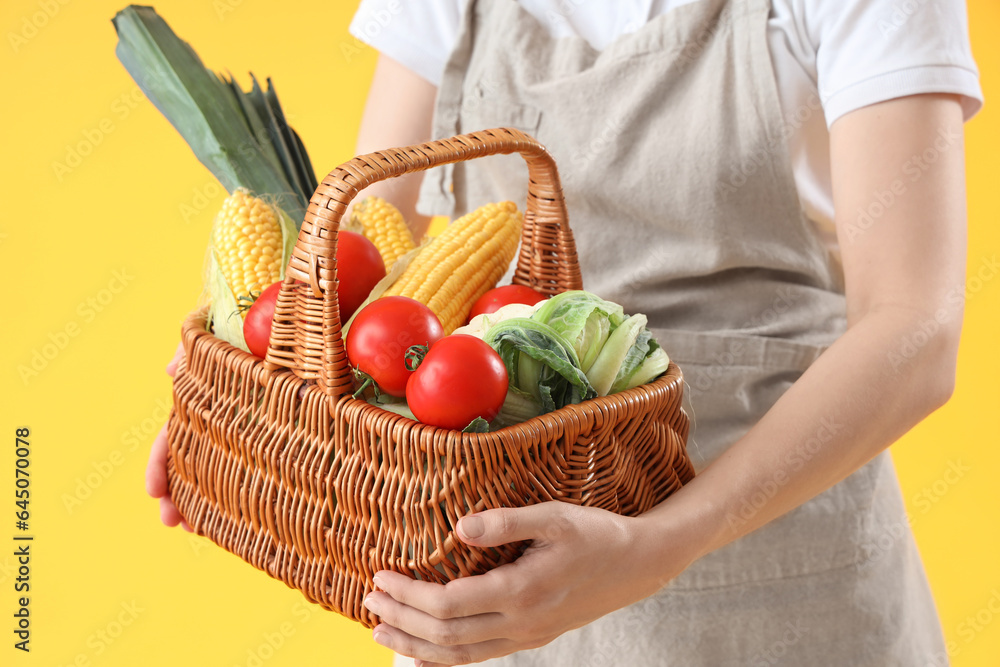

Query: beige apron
[[398, 0, 949, 664]]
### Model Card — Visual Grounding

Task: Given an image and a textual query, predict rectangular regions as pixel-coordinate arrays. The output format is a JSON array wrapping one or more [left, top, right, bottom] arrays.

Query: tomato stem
[[236, 287, 262, 314], [351, 368, 380, 400], [404, 344, 430, 372]]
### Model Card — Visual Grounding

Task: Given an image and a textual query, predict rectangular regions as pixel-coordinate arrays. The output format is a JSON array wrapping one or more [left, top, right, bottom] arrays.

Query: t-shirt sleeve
[[349, 0, 464, 86], [805, 0, 983, 126]]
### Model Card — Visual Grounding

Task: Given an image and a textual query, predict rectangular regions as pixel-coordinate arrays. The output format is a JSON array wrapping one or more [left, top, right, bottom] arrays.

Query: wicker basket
[[166, 127, 694, 628]]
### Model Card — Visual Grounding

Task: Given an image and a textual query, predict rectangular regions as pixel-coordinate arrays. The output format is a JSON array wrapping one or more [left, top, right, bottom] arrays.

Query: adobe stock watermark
[[580, 593, 672, 666], [580, 589, 808, 665], [541, 0, 597, 33], [62, 398, 171, 514], [844, 125, 961, 243], [230, 600, 317, 667], [888, 255, 998, 372], [675, 1, 734, 70], [716, 93, 823, 201], [17, 268, 135, 385], [748, 620, 810, 666], [179, 180, 225, 223], [686, 285, 804, 395], [0, 555, 17, 586], [56, 600, 145, 667], [213, 0, 246, 21], [7, 0, 73, 54], [571, 113, 628, 170], [725, 415, 845, 531], [188, 532, 211, 557], [925, 589, 1000, 666], [878, 0, 930, 38], [51, 83, 152, 183], [340, 1, 401, 63], [857, 459, 970, 569], [460, 76, 505, 117]]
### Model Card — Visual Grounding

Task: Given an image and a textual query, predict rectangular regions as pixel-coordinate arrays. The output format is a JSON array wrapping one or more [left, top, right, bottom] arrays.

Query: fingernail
[[372, 573, 384, 590], [459, 515, 484, 538], [373, 630, 391, 648], [363, 594, 380, 614]]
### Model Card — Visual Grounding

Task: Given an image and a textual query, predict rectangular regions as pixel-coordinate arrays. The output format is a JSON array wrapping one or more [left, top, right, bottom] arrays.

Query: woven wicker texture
[[166, 128, 694, 628]]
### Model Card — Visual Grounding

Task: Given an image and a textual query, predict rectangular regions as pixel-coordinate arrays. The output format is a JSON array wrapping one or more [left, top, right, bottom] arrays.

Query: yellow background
[[1, 1, 997, 665]]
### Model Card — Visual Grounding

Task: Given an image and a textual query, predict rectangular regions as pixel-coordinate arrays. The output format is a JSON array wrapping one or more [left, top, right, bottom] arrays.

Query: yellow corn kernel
[[384, 201, 522, 333], [347, 196, 416, 271], [212, 188, 284, 316]]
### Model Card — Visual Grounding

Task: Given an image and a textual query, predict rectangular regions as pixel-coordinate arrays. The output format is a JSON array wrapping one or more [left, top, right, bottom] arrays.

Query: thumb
[[456, 502, 568, 547]]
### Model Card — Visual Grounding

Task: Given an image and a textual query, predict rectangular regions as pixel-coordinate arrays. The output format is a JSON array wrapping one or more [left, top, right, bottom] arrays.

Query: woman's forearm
[[638, 304, 961, 577], [353, 54, 438, 239]]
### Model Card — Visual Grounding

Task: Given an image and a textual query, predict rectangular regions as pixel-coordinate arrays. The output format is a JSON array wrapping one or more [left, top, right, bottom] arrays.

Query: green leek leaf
[[259, 76, 318, 200], [112, 5, 311, 226], [246, 74, 310, 210]]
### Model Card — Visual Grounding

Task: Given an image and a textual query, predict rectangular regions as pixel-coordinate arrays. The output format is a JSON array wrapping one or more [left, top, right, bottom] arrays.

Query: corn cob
[[384, 201, 522, 333], [347, 196, 416, 271], [212, 187, 285, 316]]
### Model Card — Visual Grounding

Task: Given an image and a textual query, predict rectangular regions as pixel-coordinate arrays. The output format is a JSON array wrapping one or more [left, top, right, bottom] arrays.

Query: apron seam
[[665, 554, 869, 594]]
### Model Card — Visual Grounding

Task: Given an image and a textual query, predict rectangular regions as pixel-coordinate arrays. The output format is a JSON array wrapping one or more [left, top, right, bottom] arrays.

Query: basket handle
[[263, 127, 582, 398]]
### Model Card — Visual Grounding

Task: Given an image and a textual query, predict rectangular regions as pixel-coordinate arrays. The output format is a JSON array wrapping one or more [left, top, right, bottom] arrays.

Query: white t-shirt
[[350, 0, 983, 243]]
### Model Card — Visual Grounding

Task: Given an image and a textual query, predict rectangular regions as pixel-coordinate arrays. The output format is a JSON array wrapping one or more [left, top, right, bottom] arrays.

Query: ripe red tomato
[[406, 335, 508, 430], [346, 296, 444, 397], [243, 281, 282, 358], [337, 230, 386, 321], [468, 284, 546, 320]]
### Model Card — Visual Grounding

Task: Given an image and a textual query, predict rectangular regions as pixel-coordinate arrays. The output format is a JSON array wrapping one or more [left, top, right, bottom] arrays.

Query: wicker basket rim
[[184, 306, 684, 452]]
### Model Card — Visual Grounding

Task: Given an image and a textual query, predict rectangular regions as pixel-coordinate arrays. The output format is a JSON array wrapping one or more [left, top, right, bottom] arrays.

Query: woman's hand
[[145, 341, 191, 532], [364, 502, 695, 666]]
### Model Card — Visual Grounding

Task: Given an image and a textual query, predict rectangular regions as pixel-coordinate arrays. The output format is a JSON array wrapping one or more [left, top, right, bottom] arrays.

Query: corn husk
[[200, 197, 297, 348], [204, 251, 249, 353]]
